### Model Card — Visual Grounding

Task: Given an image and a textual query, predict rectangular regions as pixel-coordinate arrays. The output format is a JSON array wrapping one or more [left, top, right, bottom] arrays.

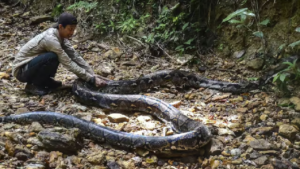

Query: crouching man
[[12, 12, 106, 95]]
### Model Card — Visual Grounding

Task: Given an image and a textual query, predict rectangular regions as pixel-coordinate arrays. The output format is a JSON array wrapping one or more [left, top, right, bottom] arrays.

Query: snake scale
[[0, 56, 298, 154]]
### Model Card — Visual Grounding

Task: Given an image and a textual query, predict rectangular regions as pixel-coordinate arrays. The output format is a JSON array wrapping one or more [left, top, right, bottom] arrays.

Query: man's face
[[58, 24, 76, 39]]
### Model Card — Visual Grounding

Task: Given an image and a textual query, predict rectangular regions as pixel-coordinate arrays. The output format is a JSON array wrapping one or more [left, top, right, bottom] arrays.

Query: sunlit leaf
[[229, 19, 242, 24], [242, 11, 255, 17], [182, 23, 189, 30], [295, 27, 300, 32], [280, 73, 289, 82], [253, 31, 264, 38], [278, 44, 286, 51], [184, 38, 194, 45], [259, 19, 270, 26], [288, 40, 300, 49], [222, 8, 248, 23]]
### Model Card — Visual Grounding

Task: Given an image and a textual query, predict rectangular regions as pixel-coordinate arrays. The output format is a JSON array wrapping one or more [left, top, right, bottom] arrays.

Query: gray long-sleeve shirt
[[12, 28, 94, 81]]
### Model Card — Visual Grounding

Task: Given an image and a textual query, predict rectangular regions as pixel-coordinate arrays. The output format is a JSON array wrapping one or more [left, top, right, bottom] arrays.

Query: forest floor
[[1, 2, 300, 169]]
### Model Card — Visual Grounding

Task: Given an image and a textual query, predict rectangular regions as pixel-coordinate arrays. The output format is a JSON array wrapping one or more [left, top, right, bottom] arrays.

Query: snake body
[[1, 56, 298, 154]]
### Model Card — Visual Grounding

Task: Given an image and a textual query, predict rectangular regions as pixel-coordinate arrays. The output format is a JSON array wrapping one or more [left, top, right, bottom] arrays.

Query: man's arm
[[44, 37, 94, 82], [62, 39, 94, 75]]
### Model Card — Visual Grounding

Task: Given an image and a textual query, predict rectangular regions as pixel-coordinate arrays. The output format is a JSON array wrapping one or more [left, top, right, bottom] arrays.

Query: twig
[[125, 35, 147, 47], [155, 43, 173, 60]]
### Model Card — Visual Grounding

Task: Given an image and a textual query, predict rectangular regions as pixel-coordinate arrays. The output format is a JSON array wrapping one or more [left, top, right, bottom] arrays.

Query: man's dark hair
[[57, 12, 78, 28]]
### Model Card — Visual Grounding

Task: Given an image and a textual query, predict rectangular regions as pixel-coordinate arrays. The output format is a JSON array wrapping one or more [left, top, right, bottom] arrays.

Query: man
[[12, 12, 106, 96]]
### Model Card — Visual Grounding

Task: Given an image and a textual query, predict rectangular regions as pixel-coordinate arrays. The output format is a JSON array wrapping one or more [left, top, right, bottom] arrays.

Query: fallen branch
[[125, 35, 147, 47], [155, 43, 173, 60]]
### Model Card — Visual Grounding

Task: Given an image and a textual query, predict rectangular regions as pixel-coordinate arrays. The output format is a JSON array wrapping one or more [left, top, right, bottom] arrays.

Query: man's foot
[[46, 79, 62, 91], [25, 83, 50, 96]]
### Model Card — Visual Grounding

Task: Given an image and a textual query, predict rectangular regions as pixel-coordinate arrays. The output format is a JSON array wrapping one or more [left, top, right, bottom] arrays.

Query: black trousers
[[16, 52, 59, 87]]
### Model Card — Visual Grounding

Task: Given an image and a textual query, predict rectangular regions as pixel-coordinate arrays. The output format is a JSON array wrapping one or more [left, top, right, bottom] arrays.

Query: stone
[[236, 108, 248, 113], [260, 164, 274, 169], [30, 122, 44, 132], [37, 130, 81, 153], [94, 62, 114, 76], [279, 124, 299, 140], [16, 107, 29, 114], [253, 156, 268, 166], [230, 148, 242, 157], [290, 97, 300, 111], [209, 138, 224, 155], [277, 98, 291, 106], [249, 139, 271, 150], [218, 128, 235, 136], [108, 113, 129, 123], [292, 118, 300, 128], [107, 161, 120, 169], [233, 50, 245, 58], [247, 58, 264, 70], [30, 15, 52, 25], [24, 164, 45, 169], [260, 114, 268, 121], [87, 150, 107, 165]]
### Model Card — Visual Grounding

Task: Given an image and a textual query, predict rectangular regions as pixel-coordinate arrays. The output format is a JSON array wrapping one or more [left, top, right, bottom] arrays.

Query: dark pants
[[16, 52, 59, 87]]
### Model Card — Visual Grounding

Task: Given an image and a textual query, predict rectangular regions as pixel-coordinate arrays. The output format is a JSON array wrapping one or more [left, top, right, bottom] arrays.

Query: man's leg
[[17, 52, 61, 95]]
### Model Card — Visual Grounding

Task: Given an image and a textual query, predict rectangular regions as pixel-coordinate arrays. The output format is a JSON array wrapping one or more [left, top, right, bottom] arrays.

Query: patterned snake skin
[[0, 56, 298, 154]]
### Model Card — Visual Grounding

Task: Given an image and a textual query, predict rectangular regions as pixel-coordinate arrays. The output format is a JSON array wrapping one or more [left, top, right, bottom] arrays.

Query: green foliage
[[52, 4, 63, 17], [67, 1, 98, 12], [273, 59, 300, 93], [222, 8, 255, 30]]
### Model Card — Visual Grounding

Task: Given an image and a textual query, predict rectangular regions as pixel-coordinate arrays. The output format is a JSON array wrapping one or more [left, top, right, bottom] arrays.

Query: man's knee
[[46, 52, 59, 65]]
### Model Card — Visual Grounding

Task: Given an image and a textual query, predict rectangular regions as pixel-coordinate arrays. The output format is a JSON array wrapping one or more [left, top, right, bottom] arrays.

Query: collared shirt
[[12, 28, 94, 81]]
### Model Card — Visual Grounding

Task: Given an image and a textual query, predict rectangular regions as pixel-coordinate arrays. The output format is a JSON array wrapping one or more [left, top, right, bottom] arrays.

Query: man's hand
[[95, 77, 108, 87]]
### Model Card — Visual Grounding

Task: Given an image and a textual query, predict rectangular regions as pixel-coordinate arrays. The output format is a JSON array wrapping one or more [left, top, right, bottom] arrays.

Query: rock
[[218, 128, 235, 136], [231, 158, 243, 164], [260, 114, 268, 121], [236, 108, 248, 113], [170, 101, 182, 108], [94, 62, 114, 76], [230, 148, 242, 157], [30, 15, 52, 25], [108, 113, 129, 123], [30, 122, 44, 132], [132, 156, 142, 166], [87, 150, 107, 165], [16, 107, 29, 114], [250, 151, 262, 159], [103, 47, 123, 59], [292, 118, 300, 128], [37, 130, 81, 153], [260, 164, 274, 169], [24, 164, 45, 169], [233, 50, 245, 58], [249, 139, 272, 150], [143, 122, 156, 130], [137, 115, 152, 123], [253, 156, 268, 166], [209, 138, 224, 155], [176, 54, 193, 65], [145, 155, 158, 164], [0, 72, 9, 79], [120, 160, 135, 168], [27, 137, 44, 147], [290, 97, 300, 111], [247, 58, 264, 70], [279, 124, 299, 140], [211, 160, 220, 169], [278, 98, 291, 106], [107, 161, 120, 169]]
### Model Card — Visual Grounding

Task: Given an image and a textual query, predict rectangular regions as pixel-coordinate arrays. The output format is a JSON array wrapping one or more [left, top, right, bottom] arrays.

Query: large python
[[0, 56, 298, 155]]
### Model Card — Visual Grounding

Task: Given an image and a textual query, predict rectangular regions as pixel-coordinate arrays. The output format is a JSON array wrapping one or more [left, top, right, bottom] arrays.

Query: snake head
[[194, 124, 213, 147]]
